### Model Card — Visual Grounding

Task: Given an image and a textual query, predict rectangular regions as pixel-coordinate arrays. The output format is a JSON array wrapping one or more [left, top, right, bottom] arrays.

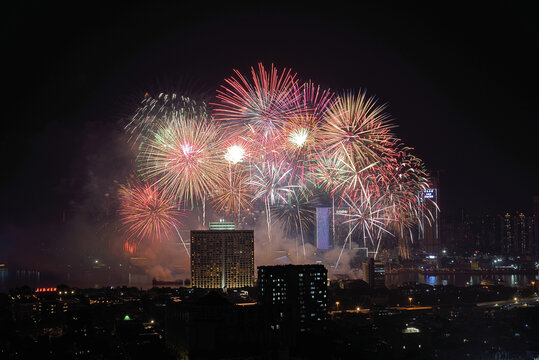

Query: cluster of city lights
[[35, 287, 57, 292]]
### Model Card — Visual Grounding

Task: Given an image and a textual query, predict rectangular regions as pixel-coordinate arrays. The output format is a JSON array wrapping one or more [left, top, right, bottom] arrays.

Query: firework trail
[[271, 189, 319, 258], [118, 179, 186, 250], [334, 192, 395, 268], [123, 240, 137, 255], [125, 93, 206, 147], [250, 159, 298, 243]]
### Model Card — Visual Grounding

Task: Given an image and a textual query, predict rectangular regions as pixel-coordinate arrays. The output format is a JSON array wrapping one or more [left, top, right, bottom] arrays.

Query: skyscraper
[[191, 221, 254, 289], [533, 196, 539, 258], [513, 212, 528, 255], [460, 214, 502, 253], [502, 213, 513, 254], [418, 172, 441, 255], [315, 206, 352, 250]]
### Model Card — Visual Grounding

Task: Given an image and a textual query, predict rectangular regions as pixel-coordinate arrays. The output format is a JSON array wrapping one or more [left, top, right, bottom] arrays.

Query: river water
[[385, 271, 538, 288]]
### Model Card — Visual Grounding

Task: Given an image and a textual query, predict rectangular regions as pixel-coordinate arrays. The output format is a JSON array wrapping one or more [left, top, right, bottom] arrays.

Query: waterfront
[[2, 266, 538, 293], [0, 267, 152, 293], [386, 271, 538, 288]]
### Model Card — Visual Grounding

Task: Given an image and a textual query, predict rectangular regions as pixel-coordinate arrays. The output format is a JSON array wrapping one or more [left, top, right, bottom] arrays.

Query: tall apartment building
[[460, 214, 502, 253], [191, 221, 254, 289], [502, 213, 513, 254], [257, 264, 328, 333], [500, 212, 534, 256], [533, 196, 539, 258]]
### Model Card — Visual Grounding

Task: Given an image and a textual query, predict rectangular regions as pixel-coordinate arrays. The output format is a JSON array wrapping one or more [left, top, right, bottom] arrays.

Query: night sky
[[2, 2, 538, 266]]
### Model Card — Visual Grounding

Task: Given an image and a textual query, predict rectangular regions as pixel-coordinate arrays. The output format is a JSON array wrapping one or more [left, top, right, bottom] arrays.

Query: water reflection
[[386, 271, 538, 288], [425, 275, 437, 287]]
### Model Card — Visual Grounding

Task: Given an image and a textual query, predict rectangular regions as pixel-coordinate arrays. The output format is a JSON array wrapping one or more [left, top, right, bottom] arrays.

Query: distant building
[[356, 247, 369, 263], [316, 206, 352, 250], [362, 257, 386, 289], [533, 196, 539, 258], [191, 221, 254, 289], [502, 213, 513, 254], [257, 264, 328, 333], [498, 212, 535, 256], [418, 172, 441, 255], [460, 214, 502, 253], [513, 212, 529, 255]]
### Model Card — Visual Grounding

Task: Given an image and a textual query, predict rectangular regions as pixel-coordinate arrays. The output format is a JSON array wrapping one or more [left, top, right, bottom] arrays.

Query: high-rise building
[[482, 214, 503, 253], [316, 206, 352, 250], [191, 221, 254, 289], [513, 212, 529, 255], [257, 264, 328, 333], [418, 172, 441, 255], [460, 214, 502, 253], [532, 196, 539, 258], [502, 213, 513, 254]]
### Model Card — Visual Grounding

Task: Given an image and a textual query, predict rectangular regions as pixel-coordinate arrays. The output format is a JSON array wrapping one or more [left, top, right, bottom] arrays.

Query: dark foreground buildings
[[362, 257, 386, 289], [257, 264, 328, 333], [3, 274, 539, 359], [443, 210, 537, 257], [165, 264, 330, 359]]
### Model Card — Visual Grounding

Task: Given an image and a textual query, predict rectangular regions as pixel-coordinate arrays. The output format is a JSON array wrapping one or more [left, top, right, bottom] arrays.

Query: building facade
[[362, 257, 386, 289], [191, 223, 254, 289], [257, 264, 328, 333], [316, 206, 352, 250], [418, 172, 441, 255]]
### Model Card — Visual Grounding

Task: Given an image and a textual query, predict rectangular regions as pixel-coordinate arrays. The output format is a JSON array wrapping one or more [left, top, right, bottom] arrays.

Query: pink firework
[[212, 62, 302, 163], [118, 180, 185, 244]]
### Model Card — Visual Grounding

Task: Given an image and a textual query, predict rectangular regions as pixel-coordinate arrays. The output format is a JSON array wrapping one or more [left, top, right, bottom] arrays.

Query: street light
[[409, 297, 413, 307], [336, 301, 340, 311]]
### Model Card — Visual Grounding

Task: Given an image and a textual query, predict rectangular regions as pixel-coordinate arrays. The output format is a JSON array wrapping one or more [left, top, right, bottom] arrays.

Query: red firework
[[118, 179, 185, 244]]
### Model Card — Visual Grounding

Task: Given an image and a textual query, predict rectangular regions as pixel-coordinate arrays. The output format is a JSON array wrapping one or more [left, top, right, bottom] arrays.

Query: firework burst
[[137, 112, 226, 208], [212, 63, 303, 164], [320, 91, 397, 169], [211, 167, 254, 218], [118, 180, 186, 244], [120, 64, 438, 268]]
